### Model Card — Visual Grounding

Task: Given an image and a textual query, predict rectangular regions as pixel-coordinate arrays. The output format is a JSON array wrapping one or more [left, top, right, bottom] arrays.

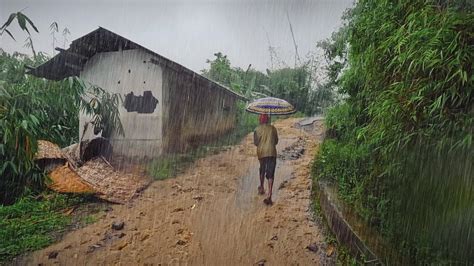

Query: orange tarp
[[35, 140, 151, 204], [47, 163, 95, 194]]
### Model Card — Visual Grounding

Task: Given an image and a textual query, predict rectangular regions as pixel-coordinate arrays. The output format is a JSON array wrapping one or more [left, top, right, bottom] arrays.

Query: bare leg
[[258, 174, 265, 195], [267, 178, 274, 201], [258, 160, 265, 195], [263, 178, 274, 205]]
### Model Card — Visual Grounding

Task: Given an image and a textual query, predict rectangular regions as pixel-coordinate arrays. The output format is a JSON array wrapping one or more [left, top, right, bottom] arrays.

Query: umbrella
[[246, 97, 296, 115]]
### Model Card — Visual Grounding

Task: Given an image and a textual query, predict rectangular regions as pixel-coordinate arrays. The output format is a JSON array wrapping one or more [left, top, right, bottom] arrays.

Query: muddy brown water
[[22, 118, 333, 266]]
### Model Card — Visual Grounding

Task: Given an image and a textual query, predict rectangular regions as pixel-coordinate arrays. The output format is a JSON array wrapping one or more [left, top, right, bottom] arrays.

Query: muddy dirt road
[[25, 118, 331, 265]]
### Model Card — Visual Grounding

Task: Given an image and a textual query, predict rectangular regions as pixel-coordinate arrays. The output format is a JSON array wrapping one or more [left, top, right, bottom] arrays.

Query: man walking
[[253, 114, 278, 205]]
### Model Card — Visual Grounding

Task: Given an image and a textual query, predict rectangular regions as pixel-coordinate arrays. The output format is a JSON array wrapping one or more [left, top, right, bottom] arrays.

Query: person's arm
[[254, 130, 259, 146], [273, 127, 278, 145]]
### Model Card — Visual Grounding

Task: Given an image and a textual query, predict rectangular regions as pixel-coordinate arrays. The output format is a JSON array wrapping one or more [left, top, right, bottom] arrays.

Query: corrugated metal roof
[[27, 27, 246, 100]]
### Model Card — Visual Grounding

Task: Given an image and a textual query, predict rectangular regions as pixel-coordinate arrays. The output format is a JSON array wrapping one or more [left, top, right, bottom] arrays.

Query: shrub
[[0, 51, 123, 204], [313, 0, 474, 263]]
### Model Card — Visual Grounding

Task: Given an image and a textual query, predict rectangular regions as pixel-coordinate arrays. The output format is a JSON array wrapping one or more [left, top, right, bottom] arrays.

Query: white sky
[[1, 0, 353, 72]]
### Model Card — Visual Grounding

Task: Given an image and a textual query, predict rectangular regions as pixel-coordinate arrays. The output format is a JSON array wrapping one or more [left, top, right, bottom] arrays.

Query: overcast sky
[[1, 0, 353, 72]]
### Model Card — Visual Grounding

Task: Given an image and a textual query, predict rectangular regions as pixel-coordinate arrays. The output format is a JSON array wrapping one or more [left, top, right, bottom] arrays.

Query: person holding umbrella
[[254, 113, 279, 205], [247, 97, 296, 205]]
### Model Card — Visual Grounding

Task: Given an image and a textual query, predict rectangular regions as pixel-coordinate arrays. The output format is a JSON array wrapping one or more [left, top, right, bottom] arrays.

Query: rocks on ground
[[112, 221, 125, 230], [278, 137, 306, 160]]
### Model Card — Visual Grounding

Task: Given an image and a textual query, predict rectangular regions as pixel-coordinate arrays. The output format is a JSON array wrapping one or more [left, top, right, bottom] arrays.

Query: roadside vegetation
[[0, 193, 78, 261], [312, 0, 473, 263], [0, 12, 124, 263], [0, 192, 108, 262], [201, 51, 335, 115], [0, 50, 122, 204]]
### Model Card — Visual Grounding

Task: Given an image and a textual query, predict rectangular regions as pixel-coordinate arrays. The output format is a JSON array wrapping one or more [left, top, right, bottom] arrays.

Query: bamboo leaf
[[23, 14, 39, 33], [3, 29, 15, 41], [16, 12, 29, 34], [0, 13, 16, 30]]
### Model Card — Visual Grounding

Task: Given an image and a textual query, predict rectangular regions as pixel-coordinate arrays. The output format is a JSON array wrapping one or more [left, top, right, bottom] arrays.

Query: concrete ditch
[[318, 181, 391, 265]]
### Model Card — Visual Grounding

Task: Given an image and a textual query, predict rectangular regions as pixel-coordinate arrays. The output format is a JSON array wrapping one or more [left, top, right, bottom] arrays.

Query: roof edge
[[28, 26, 247, 101]]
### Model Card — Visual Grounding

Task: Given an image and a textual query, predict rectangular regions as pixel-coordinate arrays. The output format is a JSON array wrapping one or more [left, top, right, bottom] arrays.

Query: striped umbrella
[[245, 97, 296, 115]]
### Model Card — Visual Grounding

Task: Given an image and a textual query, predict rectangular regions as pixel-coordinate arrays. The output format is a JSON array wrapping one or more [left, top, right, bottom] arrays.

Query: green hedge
[[313, 0, 473, 263]]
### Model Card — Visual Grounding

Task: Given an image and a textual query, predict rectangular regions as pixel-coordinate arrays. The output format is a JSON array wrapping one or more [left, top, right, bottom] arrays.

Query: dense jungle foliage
[[313, 0, 473, 263]]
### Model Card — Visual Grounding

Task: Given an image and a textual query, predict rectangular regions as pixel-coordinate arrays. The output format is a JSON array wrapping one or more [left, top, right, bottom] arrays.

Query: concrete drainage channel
[[317, 181, 398, 265], [296, 117, 388, 264]]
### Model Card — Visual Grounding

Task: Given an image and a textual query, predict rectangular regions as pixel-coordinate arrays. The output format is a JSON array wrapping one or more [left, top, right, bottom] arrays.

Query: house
[[29, 27, 245, 158]]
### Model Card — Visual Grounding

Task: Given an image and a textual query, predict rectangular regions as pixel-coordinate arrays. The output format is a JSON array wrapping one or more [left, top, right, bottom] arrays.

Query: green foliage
[[0, 52, 83, 147], [0, 193, 81, 262], [0, 52, 80, 203], [84, 214, 99, 225], [337, 245, 359, 266], [0, 11, 38, 41], [0, 15, 124, 204], [267, 67, 311, 114], [147, 154, 194, 180], [288, 111, 305, 118], [233, 101, 260, 136], [314, 139, 371, 218], [202, 52, 269, 99], [79, 83, 124, 139], [202, 52, 329, 115], [345, 0, 474, 152], [314, 0, 473, 263], [0, 50, 123, 204], [201, 52, 233, 87], [388, 139, 474, 262], [323, 103, 358, 140]]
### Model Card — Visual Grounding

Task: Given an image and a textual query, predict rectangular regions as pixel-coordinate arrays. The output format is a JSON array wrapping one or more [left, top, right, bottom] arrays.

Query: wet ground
[[22, 118, 331, 265]]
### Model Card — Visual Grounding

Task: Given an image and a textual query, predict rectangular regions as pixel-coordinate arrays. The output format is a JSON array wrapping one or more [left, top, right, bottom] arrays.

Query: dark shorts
[[259, 157, 277, 180]]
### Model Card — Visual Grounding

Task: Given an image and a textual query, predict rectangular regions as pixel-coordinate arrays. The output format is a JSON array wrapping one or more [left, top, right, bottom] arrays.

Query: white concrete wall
[[79, 49, 163, 158]]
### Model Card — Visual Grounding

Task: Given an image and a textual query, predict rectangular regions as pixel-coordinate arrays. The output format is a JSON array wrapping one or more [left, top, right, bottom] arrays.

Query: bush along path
[[314, 1, 473, 263], [22, 118, 335, 265]]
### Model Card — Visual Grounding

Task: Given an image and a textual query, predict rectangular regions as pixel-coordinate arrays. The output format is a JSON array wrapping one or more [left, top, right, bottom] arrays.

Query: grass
[[0, 193, 84, 262], [147, 154, 197, 180], [0, 192, 106, 263], [146, 138, 240, 180], [84, 214, 99, 225]]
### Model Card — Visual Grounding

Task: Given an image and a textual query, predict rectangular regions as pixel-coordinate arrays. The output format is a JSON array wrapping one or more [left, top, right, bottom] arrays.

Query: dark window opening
[[123, 91, 159, 114]]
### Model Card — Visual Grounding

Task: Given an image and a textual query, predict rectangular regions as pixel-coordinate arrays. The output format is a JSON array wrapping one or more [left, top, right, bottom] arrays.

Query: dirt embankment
[[24, 118, 332, 265]]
